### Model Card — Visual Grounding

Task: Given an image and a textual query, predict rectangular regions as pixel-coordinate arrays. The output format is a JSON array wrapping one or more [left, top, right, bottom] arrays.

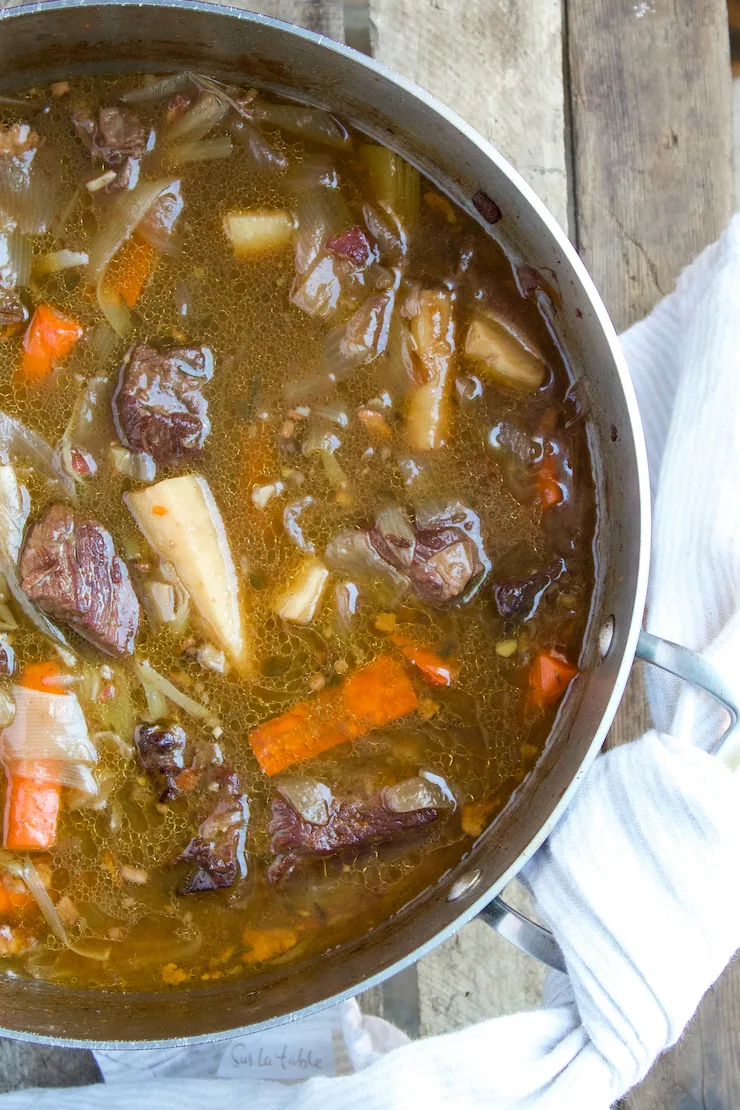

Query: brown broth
[[0, 72, 595, 989]]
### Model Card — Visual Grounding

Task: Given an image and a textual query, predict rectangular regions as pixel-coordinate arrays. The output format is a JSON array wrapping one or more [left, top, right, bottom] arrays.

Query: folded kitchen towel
[[5, 216, 740, 1110]]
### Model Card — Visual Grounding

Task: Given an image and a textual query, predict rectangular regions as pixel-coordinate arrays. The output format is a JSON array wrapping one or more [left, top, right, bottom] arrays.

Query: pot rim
[[0, 0, 652, 1050]]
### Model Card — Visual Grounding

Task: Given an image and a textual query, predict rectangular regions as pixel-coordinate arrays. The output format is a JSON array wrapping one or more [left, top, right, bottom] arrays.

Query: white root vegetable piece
[[405, 289, 455, 452], [273, 557, 329, 624], [464, 315, 546, 392], [125, 475, 247, 670], [223, 209, 293, 258]]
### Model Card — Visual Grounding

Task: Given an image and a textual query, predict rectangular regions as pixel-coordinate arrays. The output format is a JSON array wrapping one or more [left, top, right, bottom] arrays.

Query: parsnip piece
[[273, 556, 329, 624], [125, 475, 247, 669], [405, 289, 455, 452], [464, 315, 546, 392], [223, 209, 293, 258]]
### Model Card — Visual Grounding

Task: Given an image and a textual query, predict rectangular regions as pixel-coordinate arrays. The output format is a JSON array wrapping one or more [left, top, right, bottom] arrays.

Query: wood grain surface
[[566, 2, 736, 1106], [368, 0, 570, 232], [567, 0, 733, 332], [227, 0, 343, 41]]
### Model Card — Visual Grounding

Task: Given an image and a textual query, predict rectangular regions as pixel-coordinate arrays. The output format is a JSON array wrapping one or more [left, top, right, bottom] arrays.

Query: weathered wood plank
[[417, 884, 545, 1036], [567, 0, 733, 332], [369, 0, 570, 231], [226, 0, 344, 42], [568, 1, 734, 1106], [617, 962, 740, 1110], [368, 0, 567, 1037], [0, 0, 346, 39]]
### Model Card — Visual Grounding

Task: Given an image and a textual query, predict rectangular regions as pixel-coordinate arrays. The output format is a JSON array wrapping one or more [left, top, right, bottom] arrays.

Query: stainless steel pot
[[0, 0, 735, 1048]]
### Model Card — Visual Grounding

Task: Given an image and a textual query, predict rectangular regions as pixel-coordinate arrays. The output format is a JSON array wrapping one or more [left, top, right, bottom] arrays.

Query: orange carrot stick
[[20, 304, 83, 383], [534, 456, 563, 511], [2, 662, 65, 851], [390, 633, 457, 687], [527, 651, 578, 712], [3, 779, 60, 851], [101, 235, 158, 309], [249, 655, 418, 776], [0, 882, 13, 917], [19, 660, 68, 695]]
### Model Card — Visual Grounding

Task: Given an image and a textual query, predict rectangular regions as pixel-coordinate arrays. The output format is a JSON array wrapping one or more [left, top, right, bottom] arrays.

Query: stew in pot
[[0, 71, 595, 988]]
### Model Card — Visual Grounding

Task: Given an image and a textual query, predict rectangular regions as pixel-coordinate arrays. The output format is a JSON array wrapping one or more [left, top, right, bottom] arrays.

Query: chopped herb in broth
[[0, 71, 595, 989]]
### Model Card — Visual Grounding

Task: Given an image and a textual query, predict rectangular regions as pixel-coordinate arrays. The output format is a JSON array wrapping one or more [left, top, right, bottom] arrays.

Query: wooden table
[[0, 0, 735, 1103]]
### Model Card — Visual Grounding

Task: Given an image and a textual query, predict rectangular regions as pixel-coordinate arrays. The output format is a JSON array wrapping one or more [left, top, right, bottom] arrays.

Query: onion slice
[[0, 464, 73, 653], [135, 660, 212, 722], [283, 496, 315, 553], [58, 374, 115, 485], [88, 179, 175, 336], [166, 91, 227, 143], [1, 684, 99, 797], [231, 121, 288, 172], [0, 227, 31, 289], [374, 504, 416, 568], [325, 529, 409, 602], [0, 412, 75, 497], [34, 249, 88, 277], [121, 72, 193, 103], [250, 103, 350, 149], [277, 777, 333, 825], [1, 855, 112, 962], [293, 189, 351, 276], [381, 774, 454, 814], [164, 136, 233, 166]]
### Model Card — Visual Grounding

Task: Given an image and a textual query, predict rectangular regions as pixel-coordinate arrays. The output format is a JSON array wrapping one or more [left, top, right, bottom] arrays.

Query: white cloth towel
[[5, 217, 740, 1110]]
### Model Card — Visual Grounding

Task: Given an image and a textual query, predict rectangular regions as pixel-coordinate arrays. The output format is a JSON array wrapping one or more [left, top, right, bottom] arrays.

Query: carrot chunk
[[390, 634, 457, 687], [249, 655, 418, 776], [20, 304, 83, 383], [3, 778, 60, 851], [18, 660, 68, 695], [241, 927, 299, 964], [2, 661, 66, 851], [102, 235, 158, 309], [534, 456, 563, 510], [528, 651, 578, 712], [0, 883, 13, 917]]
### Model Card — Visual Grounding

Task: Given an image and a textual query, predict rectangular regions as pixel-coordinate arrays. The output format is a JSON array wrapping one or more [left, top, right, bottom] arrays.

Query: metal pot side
[[0, 0, 650, 1047]]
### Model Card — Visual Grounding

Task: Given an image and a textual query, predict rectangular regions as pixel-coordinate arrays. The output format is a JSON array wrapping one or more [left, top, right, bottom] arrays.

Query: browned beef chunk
[[73, 106, 152, 191], [367, 501, 488, 605], [113, 343, 213, 466], [73, 106, 150, 165], [326, 225, 375, 268], [135, 721, 187, 802], [136, 181, 183, 252], [409, 526, 483, 604], [19, 504, 139, 656], [268, 789, 439, 884], [177, 771, 249, 894], [493, 556, 565, 623]]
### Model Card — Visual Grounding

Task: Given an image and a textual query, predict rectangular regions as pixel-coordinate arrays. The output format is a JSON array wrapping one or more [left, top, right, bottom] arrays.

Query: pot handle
[[478, 629, 740, 971]]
